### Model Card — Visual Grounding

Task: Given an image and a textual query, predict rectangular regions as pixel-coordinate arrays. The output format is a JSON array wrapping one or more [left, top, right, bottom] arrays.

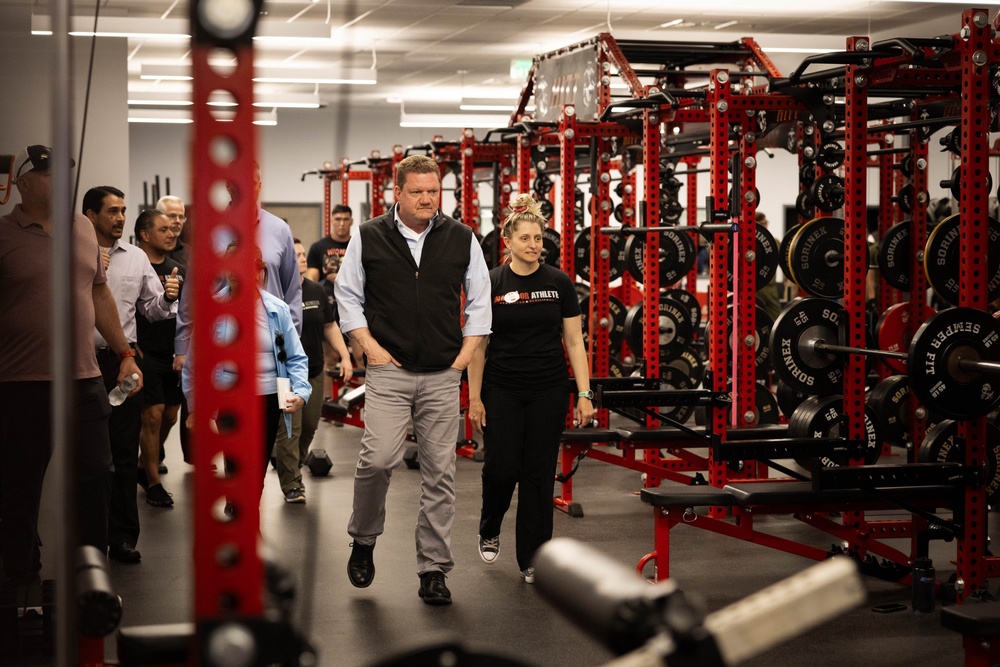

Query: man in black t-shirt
[[306, 204, 360, 395], [135, 209, 184, 508]]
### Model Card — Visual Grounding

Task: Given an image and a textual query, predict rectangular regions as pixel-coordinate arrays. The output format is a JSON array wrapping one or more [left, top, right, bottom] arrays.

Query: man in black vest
[[335, 155, 492, 604]]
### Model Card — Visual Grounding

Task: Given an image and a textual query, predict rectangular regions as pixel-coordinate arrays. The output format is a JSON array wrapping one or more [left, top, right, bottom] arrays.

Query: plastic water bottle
[[108, 373, 139, 407]]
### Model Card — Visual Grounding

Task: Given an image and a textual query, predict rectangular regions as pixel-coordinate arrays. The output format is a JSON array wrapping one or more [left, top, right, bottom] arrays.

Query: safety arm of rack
[[773, 49, 896, 88], [598, 90, 677, 122], [402, 143, 434, 156], [870, 36, 954, 58]]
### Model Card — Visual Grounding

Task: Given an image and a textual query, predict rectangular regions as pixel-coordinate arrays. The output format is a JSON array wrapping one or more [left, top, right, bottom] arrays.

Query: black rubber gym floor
[[20, 419, 980, 666]]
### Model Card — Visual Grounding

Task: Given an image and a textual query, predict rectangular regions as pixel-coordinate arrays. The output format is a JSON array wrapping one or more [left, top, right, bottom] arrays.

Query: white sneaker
[[520, 567, 535, 584], [479, 535, 500, 564]]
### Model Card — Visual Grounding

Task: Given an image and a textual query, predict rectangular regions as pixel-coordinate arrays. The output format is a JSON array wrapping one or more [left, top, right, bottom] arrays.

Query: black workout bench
[[639, 469, 963, 581], [554, 424, 788, 517], [321, 383, 366, 428]]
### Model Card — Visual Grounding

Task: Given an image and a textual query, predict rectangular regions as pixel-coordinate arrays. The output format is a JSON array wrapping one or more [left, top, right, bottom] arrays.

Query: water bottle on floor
[[109, 373, 139, 407]]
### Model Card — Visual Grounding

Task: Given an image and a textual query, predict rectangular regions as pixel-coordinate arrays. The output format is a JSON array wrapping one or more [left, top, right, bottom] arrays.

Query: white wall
[[0, 4, 128, 217]]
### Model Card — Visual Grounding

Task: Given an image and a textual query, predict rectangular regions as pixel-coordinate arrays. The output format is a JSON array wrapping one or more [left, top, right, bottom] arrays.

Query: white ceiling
[[11, 0, 992, 116]]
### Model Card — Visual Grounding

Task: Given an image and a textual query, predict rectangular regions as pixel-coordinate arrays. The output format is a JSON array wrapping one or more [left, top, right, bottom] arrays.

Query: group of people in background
[[0, 148, 593, 611]]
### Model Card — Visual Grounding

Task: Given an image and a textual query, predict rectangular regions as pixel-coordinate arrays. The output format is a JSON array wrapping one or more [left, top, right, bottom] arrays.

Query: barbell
[[770, 297, 1000, 420]]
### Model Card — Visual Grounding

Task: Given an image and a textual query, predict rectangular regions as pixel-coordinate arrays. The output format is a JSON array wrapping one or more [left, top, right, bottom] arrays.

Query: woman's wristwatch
[[577, 390, 594, 400]]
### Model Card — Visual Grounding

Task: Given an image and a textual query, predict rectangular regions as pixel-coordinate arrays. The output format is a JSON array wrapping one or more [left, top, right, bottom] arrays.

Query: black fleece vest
[[359, 212, 472, 372]]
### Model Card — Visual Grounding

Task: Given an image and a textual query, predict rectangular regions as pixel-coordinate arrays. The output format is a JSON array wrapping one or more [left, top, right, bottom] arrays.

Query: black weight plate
[[865, 374, 909, 447], [810, 174, 845, 212], [622, 231, 696, 286], [775, 379, 809, 419], [539, 199, 555, 220], [754, 382, 780, 425], [877, 221, 910, 292], [769, 297, 845, 395], [800, 162, 817, 185], [777, 230, 797, 286], [664, 346, 705, 385], [918, 420, 1000, 505], [727, 222, 779, 292], [481, 229, 501, 269], [623, 296, 694, 360], [573, 228, 625, 283], [581, 294, 627, 349], [662, 288, 701, 334], [924, 214, 1000, 307], [726, 304, 774, 377], [817, 141, 845, 171], [795, 191, 815, 220], [624, 303, 643, 356], [656, 366, 695, 424], [541, 227, 561, 267], [788, 394, 883, 468], [908, 307, 1000, 420], [787, 217, 845, 299]]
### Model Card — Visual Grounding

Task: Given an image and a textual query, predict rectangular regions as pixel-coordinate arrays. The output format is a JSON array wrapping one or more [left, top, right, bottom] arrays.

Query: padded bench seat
[[640, 480, 958, 510], [322, 385, 366, 419], [618, 424, 787, 445], [639, 485, 736, 507], [941, 601, 1000, 637], [560, 428, 619, 444], [725, 481, 957, 506]]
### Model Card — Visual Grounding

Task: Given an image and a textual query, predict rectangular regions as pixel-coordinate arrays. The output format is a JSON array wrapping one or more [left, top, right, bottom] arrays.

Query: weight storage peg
[[940, 167, 993, 202]]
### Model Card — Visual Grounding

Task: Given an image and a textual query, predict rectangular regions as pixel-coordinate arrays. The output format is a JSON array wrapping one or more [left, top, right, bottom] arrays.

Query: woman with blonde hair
[[467, 194, 594, 583]]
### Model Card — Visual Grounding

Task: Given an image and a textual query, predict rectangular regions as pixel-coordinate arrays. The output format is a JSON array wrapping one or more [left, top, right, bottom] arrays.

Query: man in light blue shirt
[[335, 155, 491, 605]]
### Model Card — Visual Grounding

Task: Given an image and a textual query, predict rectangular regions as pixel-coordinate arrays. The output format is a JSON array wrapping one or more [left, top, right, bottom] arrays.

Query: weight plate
[[580, 294, 627, 349], [775, 379, 809, 419], [540, 227, 561, 267], [817, 141, 845, 171], [865, 374, 910, 447], [656, 366, 695, 424], [788, 394, 883, 469], [726, 304, 774, 377], [795, 191, 815, 220], [727, 222, 779, 292], [769, 297, 845, 395], [623, 295, 694, 360], [908, 307, 1000, 420], [787, 217, 845, 299], [777, 231, 797, 286], [875, 302, 936, 375], [918, 419, 1000, 505], [622, 231, 696, 286], [539, 199, 555, 220], [573, 228, 625, 283], [923, 214, 1000, 307], [809, 174, 845, 212], [876, 221, 911, 291], [661, 288, 701, 335], [664, 346, 705, 385]]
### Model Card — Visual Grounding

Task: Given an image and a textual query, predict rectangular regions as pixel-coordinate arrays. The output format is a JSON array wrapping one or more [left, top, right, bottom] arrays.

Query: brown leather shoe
[[108, 542, 141, 564]]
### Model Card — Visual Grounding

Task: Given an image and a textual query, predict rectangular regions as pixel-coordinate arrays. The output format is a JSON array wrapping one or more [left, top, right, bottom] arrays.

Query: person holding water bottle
[[182, 243, 310, 502]]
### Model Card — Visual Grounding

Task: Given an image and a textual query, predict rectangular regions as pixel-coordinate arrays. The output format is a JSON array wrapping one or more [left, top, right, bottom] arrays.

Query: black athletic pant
[[479, 384, 568, 571], [97, 348, 143, 547], [0, 378, 112, 582]]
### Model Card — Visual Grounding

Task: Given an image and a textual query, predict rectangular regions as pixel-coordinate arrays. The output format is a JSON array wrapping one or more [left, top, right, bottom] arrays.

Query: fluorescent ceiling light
[[128, 91, 321, 109], [32, 15, 190, 39], [128, 108, 277, 125], [254, 66, 376, 85], [714, 20, 738, 30], [127, 91, 193, 106], [658, 19, 684, 28], [459, 98, 533, 112]]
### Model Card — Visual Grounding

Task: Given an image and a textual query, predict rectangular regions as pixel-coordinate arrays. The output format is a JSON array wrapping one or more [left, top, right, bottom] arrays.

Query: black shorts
[[141, 353, 183, 407]]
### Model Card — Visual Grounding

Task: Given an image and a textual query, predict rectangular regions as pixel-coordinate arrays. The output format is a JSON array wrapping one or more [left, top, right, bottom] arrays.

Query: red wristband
[[120, 348, 136, 361]]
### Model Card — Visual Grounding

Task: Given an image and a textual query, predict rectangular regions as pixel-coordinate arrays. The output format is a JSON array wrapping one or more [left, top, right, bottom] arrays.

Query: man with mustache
[[84, 186, 179, 563]]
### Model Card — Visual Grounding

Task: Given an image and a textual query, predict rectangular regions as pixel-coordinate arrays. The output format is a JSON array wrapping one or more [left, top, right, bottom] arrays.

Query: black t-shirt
[[137, 256, 185, 358], [301, 278, 336, 377], [484, 263, 581, 391], [307, 236, 350, 283]]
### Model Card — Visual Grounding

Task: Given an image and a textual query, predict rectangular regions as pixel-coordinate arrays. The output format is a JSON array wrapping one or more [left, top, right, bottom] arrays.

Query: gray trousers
[[348, 363, 461, 575]]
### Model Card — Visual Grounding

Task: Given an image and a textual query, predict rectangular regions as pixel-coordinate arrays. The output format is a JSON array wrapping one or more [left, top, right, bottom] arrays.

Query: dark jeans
[[0, 378, 112, 581], [98, 348, 143, 546], [479, 384, 568, 571]]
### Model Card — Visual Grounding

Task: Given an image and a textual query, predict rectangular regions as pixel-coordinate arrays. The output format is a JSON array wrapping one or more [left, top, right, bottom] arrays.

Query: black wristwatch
[[577, 390, 594, 400]]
